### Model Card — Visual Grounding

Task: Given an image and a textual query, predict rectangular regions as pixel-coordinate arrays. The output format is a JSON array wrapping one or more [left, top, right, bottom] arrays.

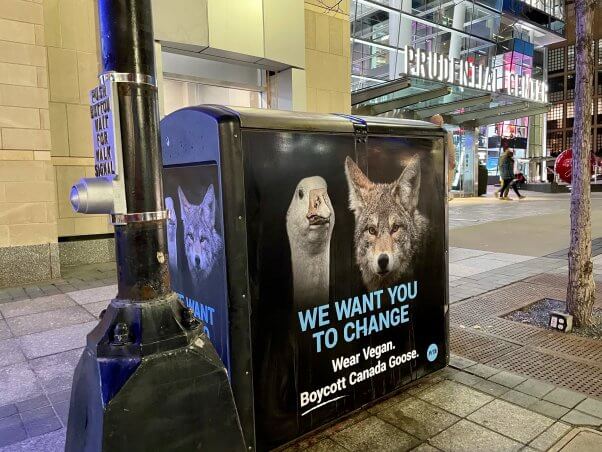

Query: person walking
[[498, 143, 526, 200]]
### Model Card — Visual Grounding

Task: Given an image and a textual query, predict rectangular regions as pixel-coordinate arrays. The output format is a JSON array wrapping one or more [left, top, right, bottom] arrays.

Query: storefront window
[[567, 45, 575, 71]]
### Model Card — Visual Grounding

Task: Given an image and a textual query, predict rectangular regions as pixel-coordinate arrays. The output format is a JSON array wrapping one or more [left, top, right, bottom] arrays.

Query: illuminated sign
[[403, 46, 548, 103]]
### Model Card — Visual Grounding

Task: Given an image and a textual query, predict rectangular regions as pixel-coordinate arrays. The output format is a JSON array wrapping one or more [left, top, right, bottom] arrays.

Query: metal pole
[[65, 2, 246, 450], [98, 0, 169, 300]]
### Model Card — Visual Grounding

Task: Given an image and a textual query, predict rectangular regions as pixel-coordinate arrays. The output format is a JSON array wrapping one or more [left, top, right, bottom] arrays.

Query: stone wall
[[304, 0, 351, 114], [0, 0, 59, 285]]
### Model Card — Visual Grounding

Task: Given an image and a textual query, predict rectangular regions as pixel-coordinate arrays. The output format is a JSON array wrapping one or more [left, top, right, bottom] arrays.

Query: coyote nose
[[195, 255, 201, 267], [377, 254, 389, 271]]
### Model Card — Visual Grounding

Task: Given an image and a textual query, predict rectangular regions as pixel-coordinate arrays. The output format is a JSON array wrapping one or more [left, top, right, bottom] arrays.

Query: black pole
[[99, 0, 169, 300], [65, 1, 246, 450]]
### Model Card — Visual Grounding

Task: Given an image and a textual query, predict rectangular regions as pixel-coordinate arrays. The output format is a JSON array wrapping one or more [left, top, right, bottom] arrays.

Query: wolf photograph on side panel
[[345, 155, 429, 291], [178, 184, 224, 287], [286, 176, 335, 308]]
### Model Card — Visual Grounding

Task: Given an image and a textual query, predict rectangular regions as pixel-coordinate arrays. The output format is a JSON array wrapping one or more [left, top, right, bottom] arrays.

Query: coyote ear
[[393, 155, 421, 212], [345, 156, 372, 215], [177, 187, 190, 217], [201, 184, 216, 226]]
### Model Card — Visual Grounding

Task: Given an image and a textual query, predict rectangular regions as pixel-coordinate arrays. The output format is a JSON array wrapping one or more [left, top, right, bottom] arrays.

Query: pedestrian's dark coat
[[499, 151, 515, 179]]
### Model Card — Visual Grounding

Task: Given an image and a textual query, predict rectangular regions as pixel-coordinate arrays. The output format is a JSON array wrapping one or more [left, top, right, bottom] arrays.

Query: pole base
[[65, 293, 246, 452]]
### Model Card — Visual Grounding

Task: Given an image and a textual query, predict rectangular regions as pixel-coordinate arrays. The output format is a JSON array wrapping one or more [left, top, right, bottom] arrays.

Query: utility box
[[160, 106, 449, 451]]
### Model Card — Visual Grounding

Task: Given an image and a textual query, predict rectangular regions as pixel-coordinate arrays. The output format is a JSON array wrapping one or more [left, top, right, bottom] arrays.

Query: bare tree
[[567, 0, 597, 327]]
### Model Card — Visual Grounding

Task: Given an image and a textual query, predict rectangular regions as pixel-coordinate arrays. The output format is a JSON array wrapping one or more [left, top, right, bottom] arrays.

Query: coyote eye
[[186, 233, 193, 241], [391, 224, 399, 234], [199, 236, 206, 243], [368, 226, 377, 236], [298, 189, 304, 199]]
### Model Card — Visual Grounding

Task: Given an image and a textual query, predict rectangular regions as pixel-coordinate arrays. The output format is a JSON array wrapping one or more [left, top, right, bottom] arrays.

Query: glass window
[[598, 40, 602, 66], [567, 74, 575, 100], [596, 128, 602, 156], [547, 103, 564, 130], [548, 47, 564, 73], [549, 76, 564, 102], [567, 45, 575, 71], [547, 131, 563, 154], [566, 131, 573, 149], [566, 102, 574, 128]]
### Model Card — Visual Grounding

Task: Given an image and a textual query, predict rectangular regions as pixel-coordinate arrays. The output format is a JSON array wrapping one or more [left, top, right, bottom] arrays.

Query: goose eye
[[368, 227, 377, 235]]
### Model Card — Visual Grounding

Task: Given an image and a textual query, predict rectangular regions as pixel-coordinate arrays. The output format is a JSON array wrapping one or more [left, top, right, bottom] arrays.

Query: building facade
[[0, 0, 351, 286], [349, 0, 566, 195], [545, 4, 602, 159]]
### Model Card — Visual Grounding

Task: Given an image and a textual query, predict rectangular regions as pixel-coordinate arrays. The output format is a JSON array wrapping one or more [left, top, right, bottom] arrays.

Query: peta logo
[[426, 343, 438, 362]]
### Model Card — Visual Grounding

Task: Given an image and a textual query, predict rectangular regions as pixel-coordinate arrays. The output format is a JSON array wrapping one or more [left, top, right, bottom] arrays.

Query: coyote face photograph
[[178, 184, 224, 282], [345, 155, 428, 291]]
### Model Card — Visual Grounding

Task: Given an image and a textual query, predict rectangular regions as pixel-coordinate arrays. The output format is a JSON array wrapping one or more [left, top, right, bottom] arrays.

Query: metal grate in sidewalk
[[488, 347, 602, 398]]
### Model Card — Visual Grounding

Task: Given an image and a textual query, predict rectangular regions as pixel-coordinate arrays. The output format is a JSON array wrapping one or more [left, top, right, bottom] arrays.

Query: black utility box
[[160, 106, 449, 451]]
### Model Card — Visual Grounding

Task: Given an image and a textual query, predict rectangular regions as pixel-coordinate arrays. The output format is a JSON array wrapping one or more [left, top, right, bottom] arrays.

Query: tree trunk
[[567, 0, 597, 327]]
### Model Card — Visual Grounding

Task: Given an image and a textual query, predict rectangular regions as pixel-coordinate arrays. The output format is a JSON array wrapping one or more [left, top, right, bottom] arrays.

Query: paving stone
[[52, 400, 69, 427], [82, 300, 110, 319], [29, 348, 82, 394], [376, 395, 460, 440], [15, 394, 50, 413], [471, 379, 509, 397], [410, 444, 440, 452], [528, 400, 570, 420], [528, 422, 572, 451], [449, 355, 477, 369], [18, 322, 96, 360], [429, 419, 523, 452], [284, 438, 347, 452], [542, 388, 587, 410], [447, 370, 487, 387], [0, 295, 75, 319], [0, 428, 65, 452], [0, 338, 26, 368], [0, 404, 17, 420], [0, 319, 12, 341], [20, 405, 62, 437], [417, 380, 493, 417], [0, 362, 43, 406], [6, 306, 94, 337], [0, 414, 27, 447], [68, 285, 117, 305], [47, 389, 71, 405], [331, 416, 420, 452], [367, 391, 411, 414], [467, 399, 554, 443], [514, 378, 556, 399], [573, 397, 602, 419], [554, 429, 602, 452], [561, 409, 602, 427], [465, 363, 499, 379], [488, 371, 527, 388]]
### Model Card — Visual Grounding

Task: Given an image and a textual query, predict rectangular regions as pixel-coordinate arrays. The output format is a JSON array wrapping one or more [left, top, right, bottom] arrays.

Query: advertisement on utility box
[[162, 163, 230, 371], [243, 131, 448, 449]]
